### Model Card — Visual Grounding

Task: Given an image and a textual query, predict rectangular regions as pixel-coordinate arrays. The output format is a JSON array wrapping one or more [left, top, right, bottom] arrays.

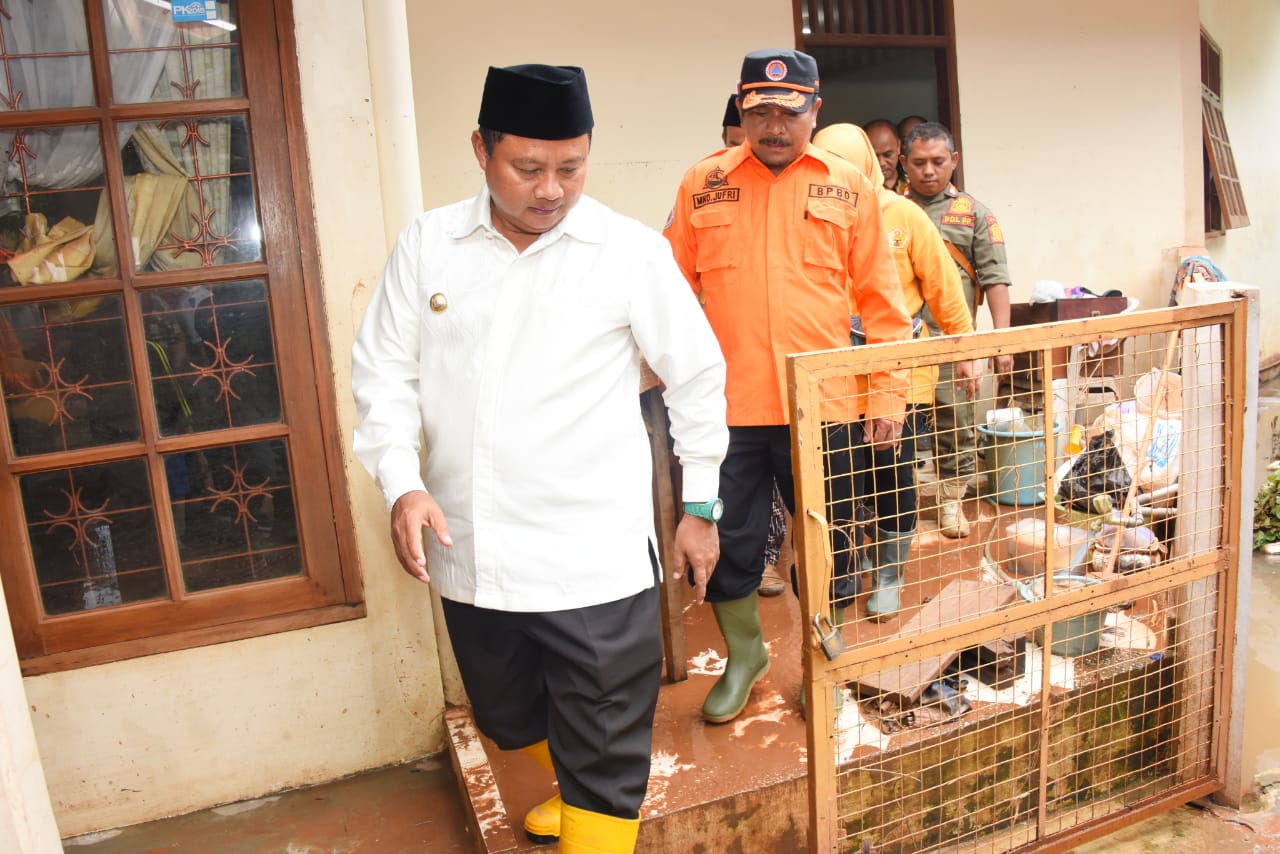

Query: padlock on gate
[[813, 612, 846, 660]]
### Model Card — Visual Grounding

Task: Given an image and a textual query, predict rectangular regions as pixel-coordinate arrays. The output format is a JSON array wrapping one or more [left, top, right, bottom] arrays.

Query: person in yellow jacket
[[665, 49, 913, 723], [812, 123, 980, 618]]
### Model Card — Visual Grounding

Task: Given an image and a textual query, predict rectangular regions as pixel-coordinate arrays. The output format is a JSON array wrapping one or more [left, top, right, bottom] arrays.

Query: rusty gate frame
[[788, 299, 1247, 852]]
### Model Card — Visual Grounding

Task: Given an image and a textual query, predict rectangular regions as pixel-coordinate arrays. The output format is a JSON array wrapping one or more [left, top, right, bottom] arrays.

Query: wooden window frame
[[0, 0, 363, 675], [1200, 29, 1248, 235]]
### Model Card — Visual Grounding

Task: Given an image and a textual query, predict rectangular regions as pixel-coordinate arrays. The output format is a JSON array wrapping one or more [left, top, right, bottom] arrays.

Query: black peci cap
[[477, 64, 594, 140], [737, 49, 819, 114], [722, 94, 741, 129]]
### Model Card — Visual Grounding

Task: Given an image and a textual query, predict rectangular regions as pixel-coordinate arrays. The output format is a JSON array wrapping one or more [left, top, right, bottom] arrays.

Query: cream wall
[[951, 0, 1203, 321], [405, 0, 795, 233], [1199, 0, 1280, 368], [21, 3, 446, 837]]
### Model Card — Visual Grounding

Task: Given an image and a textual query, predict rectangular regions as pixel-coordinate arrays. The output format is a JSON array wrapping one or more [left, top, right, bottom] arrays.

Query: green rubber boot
[[703, 593, 770, 724], [866, 526, 915, 621]]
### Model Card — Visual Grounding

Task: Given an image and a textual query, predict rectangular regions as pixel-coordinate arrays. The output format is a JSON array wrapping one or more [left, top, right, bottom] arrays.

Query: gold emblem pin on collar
[[429, 292, 448, 313]]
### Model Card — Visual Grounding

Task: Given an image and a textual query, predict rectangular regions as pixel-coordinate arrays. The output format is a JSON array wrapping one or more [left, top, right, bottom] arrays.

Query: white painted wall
[[405, 0, 795, 232], [0, 586, 61, 852], [952, 0, 1204, 322], [22, 3, 446, 837], [1199, 0, 1280, 368]]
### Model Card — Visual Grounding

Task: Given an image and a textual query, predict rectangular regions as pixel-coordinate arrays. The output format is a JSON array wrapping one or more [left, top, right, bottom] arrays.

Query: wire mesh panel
[[789, 300, 1243, 851]]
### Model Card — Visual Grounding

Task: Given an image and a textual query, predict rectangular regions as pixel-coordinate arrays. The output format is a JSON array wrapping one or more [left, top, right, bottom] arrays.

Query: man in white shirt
[[351, 64, 728, 854]]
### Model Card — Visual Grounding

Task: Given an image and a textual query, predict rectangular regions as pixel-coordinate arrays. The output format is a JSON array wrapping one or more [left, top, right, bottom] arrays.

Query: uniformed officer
[[901, 121, 1012, 537], [716, 91, 789, 599], [665, 48, 912, 723]]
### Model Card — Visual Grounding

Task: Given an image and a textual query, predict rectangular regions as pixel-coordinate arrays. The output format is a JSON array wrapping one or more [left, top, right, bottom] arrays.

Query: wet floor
[[62, 432, 1280, 853], [63, 547, 1280, 852], [61, 754, 474, 853]]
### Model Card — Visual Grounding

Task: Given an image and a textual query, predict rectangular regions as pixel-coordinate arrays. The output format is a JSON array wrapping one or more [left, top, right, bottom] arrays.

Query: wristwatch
[[683, 498, 724, 523]]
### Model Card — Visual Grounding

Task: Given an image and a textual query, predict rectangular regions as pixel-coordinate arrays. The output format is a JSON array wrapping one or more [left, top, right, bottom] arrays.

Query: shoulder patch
[[986, 214, 1005, 244], [664, 206, 675, 231], [947, 196, 973, 214], [888, 227, 908, 250]]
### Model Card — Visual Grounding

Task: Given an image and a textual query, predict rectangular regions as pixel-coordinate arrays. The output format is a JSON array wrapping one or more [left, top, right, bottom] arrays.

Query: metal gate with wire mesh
[[788, 299, 1245, 852]]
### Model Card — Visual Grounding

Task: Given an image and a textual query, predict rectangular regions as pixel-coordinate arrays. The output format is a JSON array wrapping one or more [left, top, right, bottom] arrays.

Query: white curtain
[[0, 0, 174, 211]]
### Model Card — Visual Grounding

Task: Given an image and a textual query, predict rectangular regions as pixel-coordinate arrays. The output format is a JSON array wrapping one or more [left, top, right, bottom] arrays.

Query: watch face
[[710, 498, 724, 522]]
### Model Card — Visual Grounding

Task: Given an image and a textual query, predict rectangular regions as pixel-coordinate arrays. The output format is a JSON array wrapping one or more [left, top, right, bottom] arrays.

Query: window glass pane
[[141, 280, 280, 435], [0, 0, 94, 111], [1, 295, 140, 455], [106, 1, 242, 104], [120, 114, 261, 269], [19, 458, 167, 616], [170, 438, 300, 592], [0, 124, 117, 283]]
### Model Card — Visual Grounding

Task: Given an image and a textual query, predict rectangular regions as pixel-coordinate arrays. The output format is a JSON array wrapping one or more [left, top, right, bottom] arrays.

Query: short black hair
[[902, 121, 955, 156], [478, 127, 505, 156], [863, 118, 898, 139]]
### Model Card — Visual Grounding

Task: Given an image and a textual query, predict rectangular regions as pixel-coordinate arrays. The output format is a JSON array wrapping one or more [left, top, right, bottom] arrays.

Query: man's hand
[[991, 353, 1014, 376], [868, 417, 903, 451], [673, 515, 719, 604], [954, 358, 984, 400], [390, 490, 453, 583]]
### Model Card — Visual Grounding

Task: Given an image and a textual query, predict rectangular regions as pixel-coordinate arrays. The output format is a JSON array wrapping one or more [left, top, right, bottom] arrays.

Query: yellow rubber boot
[[520, 740, 561, 844], [521, 739, 554, 772], [559, 803, 640, 853], [524, 792, 562, 845]]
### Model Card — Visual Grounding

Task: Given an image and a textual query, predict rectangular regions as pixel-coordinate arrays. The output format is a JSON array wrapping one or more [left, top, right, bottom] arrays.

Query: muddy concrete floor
[[62, 549, 1280, 853]]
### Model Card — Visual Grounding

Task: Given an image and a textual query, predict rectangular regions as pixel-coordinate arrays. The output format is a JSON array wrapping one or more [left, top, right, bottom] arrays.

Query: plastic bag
[[1090, 400, 1181, 494], [1058, 429, 1132, 511]]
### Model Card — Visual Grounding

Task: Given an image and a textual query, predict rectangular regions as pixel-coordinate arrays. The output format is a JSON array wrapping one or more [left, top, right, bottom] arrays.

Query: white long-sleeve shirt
[[352, 189, 728, 612]]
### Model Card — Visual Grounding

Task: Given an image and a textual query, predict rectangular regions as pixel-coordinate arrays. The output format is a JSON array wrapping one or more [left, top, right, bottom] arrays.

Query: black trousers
[[706, 422, 866, 606], [867, 405, 922, 533], [440, 586, 662, 820]]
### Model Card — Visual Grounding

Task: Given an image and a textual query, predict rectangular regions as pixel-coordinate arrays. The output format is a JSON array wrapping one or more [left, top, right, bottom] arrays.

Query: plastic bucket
[[1017, 572, 1106, 657], [977, 417, 1060, 505]]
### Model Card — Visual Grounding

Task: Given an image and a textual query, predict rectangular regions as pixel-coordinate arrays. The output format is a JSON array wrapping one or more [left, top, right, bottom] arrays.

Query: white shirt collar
[[447, 186, 605, 249]]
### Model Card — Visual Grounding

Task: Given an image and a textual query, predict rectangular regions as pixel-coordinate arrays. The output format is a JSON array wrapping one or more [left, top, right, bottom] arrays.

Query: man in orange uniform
[[812, 123, 980, 619], [665, 49, 913, 723], [720, 91, 788, 599]]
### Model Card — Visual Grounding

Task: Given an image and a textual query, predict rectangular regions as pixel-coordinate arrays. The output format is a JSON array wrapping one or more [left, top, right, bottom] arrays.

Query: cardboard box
[[1010, 296, 1131, 380]]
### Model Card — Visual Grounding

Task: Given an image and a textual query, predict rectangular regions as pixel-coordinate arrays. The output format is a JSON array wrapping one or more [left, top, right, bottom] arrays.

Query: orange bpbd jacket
[[664, 143, 911, 426]]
